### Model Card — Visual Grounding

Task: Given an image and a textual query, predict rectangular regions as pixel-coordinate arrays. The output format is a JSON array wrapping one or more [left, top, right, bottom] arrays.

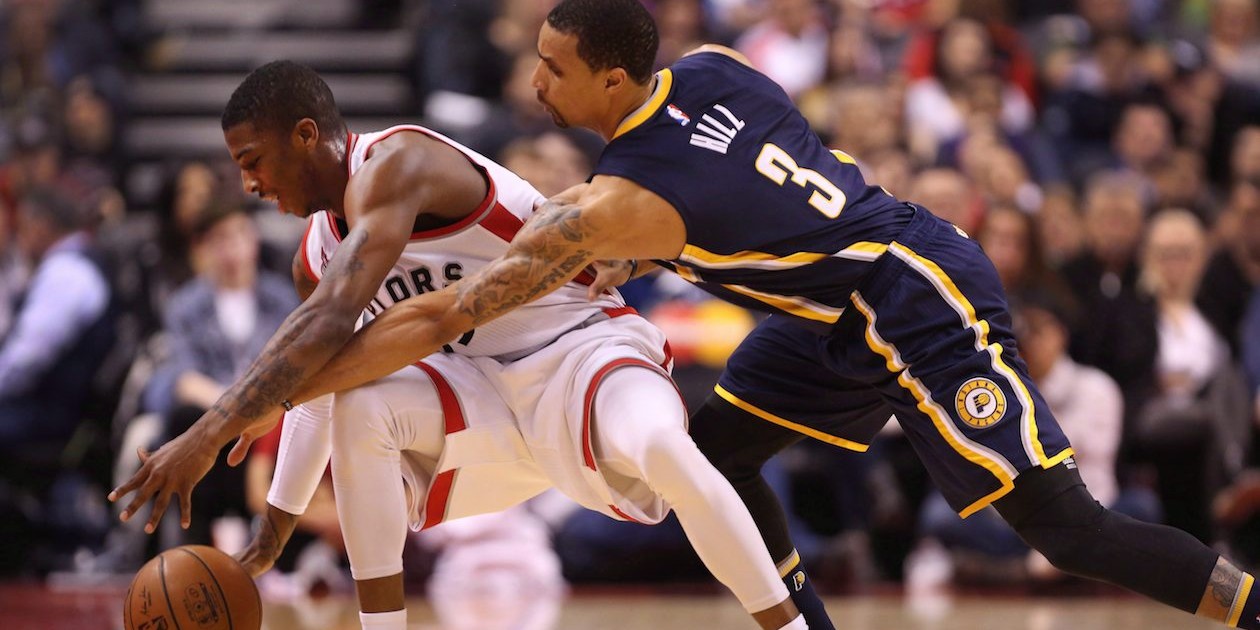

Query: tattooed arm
[[109, 132, 490, 532], [286, 174, 688, 405]]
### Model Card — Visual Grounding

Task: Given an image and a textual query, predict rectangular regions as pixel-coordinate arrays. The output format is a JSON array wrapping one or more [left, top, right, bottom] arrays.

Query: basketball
[[123, 545, 262, 630]]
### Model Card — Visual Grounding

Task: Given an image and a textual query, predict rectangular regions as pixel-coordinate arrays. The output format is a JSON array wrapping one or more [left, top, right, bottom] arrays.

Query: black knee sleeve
[[996, 464, 1219, 612], [689, 395, 803, 563]]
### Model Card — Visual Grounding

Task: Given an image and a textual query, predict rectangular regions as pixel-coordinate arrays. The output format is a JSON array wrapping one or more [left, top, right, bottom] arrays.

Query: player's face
[[224, 121, 319, 218], [533, 23, 605, 130]]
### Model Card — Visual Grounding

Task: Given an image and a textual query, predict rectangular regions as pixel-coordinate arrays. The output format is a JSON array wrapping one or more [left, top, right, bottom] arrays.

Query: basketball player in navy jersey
[[110, 60, 804, 630], [114, 1, 1260, 628]]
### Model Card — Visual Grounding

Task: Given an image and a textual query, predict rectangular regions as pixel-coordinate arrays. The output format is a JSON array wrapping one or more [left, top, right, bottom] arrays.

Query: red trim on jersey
[[581, 358, 663, 471], [325, 212, 343, 243], [608, 504, 641, 523], [346, 132, 358, 179], [409, 175, 500, 240], [415, 362, 467, 434], [353, 124, 504, 241], [421, 469, 457, 530], [601, 306, 638, 319], [480, 201, 524, 242], [299, 218, 319, 283]]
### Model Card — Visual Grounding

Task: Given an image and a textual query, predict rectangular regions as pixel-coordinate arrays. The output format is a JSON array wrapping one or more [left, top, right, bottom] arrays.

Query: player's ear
[[293, 118, 319, 150], [604, 68, 628, 93]]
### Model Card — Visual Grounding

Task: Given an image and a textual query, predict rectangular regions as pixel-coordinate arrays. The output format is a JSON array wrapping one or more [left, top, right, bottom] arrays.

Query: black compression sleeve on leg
[[689, 395, 802, 563], [690, 395, 836, 630], [996, 464, 1220, 613]]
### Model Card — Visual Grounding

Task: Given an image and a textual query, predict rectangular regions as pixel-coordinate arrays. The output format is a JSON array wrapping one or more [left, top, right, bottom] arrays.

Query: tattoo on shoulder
[[454, 200, 593, 326]]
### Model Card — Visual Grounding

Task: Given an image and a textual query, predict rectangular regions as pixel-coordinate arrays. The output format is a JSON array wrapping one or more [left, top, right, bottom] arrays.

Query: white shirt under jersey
[[298, 124, 626, 360]]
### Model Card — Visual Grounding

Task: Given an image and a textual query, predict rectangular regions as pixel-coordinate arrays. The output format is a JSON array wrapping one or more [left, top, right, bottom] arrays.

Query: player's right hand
[[108, 427, 218, 534]]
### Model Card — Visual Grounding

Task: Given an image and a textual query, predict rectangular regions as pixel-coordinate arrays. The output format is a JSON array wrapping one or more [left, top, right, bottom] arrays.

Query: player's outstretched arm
[[286, 176, 686, 405], [109, 134, 458, 533]]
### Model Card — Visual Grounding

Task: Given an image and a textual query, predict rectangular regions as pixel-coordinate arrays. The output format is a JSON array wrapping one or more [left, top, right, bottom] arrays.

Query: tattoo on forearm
[[1211, 558, 1243, 608], [257, 510, 296, 559], [217, 230, 372, 422], [1198, 556, 1245, 621], [454, 201, 594, 326]]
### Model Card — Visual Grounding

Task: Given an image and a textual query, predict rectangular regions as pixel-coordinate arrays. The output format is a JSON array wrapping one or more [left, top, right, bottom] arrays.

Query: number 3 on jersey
[[755, 143, 847, 218]]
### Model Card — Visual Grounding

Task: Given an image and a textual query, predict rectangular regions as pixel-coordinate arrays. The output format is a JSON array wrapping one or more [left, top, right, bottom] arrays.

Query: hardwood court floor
[[0, 582, 1224, 630], [264, 594, 1222, 630]]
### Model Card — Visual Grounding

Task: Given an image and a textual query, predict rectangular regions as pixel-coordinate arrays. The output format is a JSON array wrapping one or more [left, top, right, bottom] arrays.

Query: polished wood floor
[[0, 582, 1223, 630]]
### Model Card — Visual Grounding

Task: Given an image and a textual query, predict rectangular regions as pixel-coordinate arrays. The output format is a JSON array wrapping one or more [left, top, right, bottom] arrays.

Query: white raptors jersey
[[299, 124, 625, 360]]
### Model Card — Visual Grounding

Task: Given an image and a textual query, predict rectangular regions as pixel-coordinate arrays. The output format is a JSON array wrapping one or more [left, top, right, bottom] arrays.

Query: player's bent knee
[[331, 385, 394, 450]]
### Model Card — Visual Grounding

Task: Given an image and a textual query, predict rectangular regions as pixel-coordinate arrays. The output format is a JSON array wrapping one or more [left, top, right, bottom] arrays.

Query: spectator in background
[[1163, 39, 1260, 188], [904, 17, 1035, 161], [977, 205, 1075, 308], [0, 187, 111, 451], [1061, 172, 1159, 436], [935, 72, 1066, 186], [1206, 0, 1260, 86], [826, 82, 902, 159], [145, 204, 298, 547], [656, 0, 710, 66], [1042, 30, 1164, 186], [1111, 101, 1176, 188], [1151, 147, 1217, 224], [1231, 126, 1260, 185], [1036, 187, 1086, 266], [736, 0, 830, 98], [1199, 179, 1260, 355], [499, 133, 592, 198], [1134, 209, 1251, 543], [907, 167, 980, 234]]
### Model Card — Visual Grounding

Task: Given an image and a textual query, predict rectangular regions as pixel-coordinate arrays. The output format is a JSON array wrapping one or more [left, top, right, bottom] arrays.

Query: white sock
[[359, 609, 406, 630], [779, 613, 808, 630]]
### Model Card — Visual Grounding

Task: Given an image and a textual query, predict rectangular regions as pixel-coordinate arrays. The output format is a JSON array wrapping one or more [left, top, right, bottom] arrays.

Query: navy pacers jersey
[[594, 51, 914, 332]]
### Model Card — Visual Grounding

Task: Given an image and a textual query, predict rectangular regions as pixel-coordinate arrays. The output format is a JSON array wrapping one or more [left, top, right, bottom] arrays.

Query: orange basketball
[[124, 545, 262, 630]]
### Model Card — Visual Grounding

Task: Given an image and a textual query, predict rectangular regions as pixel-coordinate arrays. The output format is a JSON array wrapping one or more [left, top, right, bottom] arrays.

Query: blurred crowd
[[0, 0, 1259, 610]]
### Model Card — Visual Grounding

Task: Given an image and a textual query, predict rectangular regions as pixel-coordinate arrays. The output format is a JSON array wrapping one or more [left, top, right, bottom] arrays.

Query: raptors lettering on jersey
[[301, 124, 627, 360]]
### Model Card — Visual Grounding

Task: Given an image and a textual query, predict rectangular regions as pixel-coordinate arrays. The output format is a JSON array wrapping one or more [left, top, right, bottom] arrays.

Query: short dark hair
[[221, 60, 346, 136], [190, 203, 249, 241], [21, 187, 82, 232], [547, 0, 659, 84]]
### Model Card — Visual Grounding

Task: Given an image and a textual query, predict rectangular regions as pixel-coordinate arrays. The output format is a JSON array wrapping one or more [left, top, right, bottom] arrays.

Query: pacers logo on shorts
[[955, 378, 1007, 429]]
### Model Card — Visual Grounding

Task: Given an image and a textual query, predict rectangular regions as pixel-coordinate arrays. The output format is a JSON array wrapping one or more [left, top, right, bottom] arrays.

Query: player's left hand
[[587, 259, 635, 300], [108, 427, 219, 534]]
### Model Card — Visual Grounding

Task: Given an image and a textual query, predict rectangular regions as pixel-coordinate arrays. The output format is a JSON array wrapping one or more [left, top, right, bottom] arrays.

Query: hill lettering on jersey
[[689, 104, 745, 155]]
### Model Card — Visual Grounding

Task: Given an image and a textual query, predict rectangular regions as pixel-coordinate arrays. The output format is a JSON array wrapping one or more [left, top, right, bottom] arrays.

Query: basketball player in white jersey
[[111, 61, 805, 630]]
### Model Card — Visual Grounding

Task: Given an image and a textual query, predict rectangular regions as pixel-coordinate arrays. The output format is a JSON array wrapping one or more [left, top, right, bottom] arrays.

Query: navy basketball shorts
[[717, 209, 1073, 517]]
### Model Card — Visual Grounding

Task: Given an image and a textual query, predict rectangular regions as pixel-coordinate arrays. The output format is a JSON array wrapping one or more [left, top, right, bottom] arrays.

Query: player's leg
[[994, 462, 1260, 627], [330, 368, 446, 630], [690, 396, 831, 630], [590, 365, 804, 630], [848, 210, 1260, 628], [691, 316, 893, 630]]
